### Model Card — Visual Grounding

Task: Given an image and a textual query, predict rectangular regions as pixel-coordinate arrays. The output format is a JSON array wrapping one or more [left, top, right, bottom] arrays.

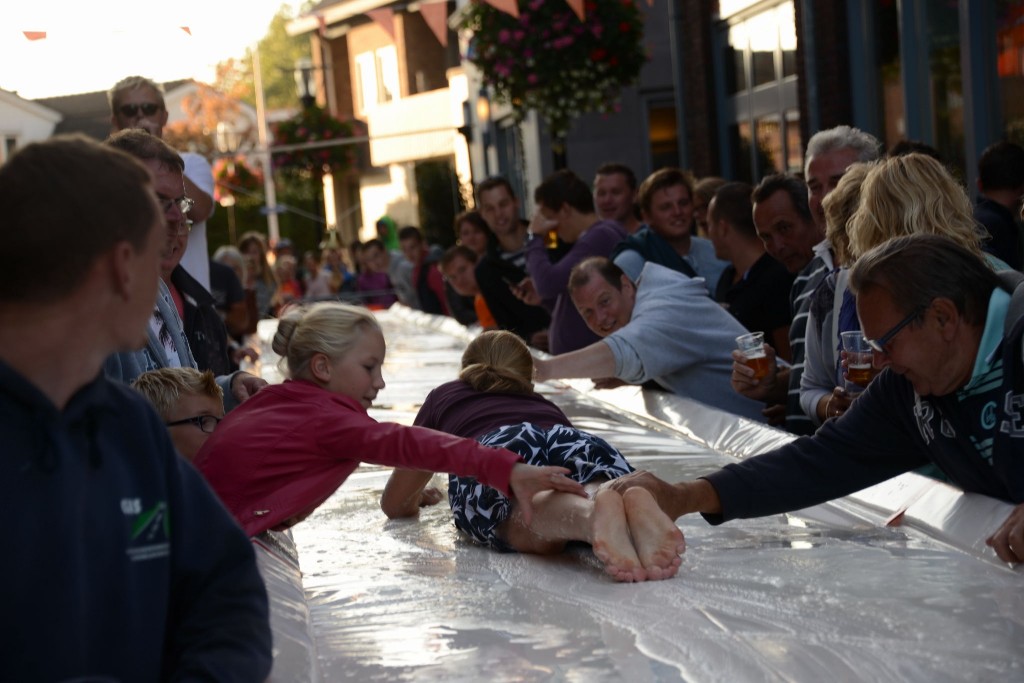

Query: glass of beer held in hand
[[736, 331, 771, 380], [841, 331, 878, 390]]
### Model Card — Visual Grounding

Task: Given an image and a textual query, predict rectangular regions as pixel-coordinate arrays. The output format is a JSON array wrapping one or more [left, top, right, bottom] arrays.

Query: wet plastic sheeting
[[281, 311, 1023, 682]]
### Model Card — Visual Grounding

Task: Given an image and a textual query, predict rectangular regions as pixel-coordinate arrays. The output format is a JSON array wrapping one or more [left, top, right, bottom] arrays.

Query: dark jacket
[[172, 265, 232, 376], [0, 360, 272, 680]]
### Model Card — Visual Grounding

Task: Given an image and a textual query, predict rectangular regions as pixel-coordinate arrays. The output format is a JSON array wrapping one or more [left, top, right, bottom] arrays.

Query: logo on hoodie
[[125, 500, 170, 562]]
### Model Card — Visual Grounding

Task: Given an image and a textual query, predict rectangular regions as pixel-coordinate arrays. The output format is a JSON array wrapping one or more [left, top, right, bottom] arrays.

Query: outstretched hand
[[509, 463, 586, 526], [986, 502, 1024, 564]]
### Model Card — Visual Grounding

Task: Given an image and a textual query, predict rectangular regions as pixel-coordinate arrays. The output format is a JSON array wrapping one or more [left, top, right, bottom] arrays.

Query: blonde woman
[[846, 153, 998, 263]]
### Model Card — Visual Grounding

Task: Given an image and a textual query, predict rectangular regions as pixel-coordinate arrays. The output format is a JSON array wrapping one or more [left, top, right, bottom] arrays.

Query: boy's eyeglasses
[[165, 414, 222, 434]]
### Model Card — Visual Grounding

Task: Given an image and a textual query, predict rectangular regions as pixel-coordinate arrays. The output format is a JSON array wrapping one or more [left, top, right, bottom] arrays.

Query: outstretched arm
[[603, 472, 721, 520], [381, 469, 444, 519], [534, 341, 616, 383]]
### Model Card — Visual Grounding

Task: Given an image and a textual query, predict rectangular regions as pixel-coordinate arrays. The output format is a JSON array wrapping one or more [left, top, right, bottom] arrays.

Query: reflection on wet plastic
[[282, 312, 1024, 682]]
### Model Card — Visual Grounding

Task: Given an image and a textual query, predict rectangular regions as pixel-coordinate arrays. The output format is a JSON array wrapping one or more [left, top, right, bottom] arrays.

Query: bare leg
[[498, 489, 646, 582], [622, 487, 686, 581]]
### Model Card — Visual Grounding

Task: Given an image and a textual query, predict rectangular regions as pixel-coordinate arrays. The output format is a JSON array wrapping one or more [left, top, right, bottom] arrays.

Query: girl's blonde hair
[[821, 161, 873, 267], [459, 330, 534, 395], [846, 153, 984, 260], [272, 302, 381, 380]]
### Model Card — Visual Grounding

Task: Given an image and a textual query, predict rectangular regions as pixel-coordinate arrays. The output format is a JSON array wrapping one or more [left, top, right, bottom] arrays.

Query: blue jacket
[[0, 360, 272, 680]]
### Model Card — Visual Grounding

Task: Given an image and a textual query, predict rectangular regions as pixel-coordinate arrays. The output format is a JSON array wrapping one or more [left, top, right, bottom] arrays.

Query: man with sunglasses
[[110, 75, 216, 290], [610, 234, 1024, 565]]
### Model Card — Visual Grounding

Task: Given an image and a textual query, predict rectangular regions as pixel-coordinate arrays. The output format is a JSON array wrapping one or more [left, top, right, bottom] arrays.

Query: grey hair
[[804, 125, 881, 176]]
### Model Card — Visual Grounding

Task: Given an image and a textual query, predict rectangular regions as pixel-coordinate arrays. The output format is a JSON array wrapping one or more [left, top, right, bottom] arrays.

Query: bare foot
[[623, 487, 686, 581], [591, 489, 646, 582]]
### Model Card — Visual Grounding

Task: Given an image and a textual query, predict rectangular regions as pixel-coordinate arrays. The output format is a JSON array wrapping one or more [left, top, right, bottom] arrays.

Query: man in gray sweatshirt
[[533, 256, 764, 421]]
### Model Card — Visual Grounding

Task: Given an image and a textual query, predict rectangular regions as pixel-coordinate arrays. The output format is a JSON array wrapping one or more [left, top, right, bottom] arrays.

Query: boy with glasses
[[133, 368, 225, 462]]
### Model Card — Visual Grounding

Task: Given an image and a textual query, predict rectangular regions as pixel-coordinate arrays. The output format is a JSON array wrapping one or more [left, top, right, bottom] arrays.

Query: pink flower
[[552, 36, 574, 49], [498, 29, 511, 43], [527, 74, 539, 84]]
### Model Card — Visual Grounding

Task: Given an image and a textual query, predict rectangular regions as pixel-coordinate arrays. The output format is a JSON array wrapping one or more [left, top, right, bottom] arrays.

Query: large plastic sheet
[[253, 307, 1022, 682]]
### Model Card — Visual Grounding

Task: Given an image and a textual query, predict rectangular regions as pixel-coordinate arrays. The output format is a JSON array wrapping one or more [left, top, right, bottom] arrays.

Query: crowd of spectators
[[4, 64, 1024, 680]]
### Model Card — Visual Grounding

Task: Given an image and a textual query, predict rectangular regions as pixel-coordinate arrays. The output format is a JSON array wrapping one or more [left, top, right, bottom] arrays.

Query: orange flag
[[420, 1, 449, 48], [483, 0, 519, 19], [565, 0, 585, 21], [22, 31, 47, 41]]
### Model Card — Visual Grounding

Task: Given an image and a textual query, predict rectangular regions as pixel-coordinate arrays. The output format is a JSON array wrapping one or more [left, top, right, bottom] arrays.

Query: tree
[[222, 4, 312, 111]]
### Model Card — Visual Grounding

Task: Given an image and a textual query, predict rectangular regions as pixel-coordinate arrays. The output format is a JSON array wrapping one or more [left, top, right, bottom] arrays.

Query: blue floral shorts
[[448, 422, 633, 552]]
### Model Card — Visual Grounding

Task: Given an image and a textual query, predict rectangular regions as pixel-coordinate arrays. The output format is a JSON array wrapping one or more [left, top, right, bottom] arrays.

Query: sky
[[1, 0, 300, 99]]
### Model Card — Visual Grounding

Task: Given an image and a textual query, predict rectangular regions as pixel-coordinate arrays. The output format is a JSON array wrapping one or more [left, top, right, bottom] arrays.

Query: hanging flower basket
[[459, 0, 647, 140], [271, 106, 365, 179], [213, 156, 264, 207]]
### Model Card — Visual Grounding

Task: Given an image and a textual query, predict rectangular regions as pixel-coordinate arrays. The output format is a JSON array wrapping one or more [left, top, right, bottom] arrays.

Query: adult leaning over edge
[[608, 234, 1024, 565]]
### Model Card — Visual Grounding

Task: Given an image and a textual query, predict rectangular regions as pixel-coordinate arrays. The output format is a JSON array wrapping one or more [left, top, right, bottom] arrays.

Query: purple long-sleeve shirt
[[525, 219, 627, 354]]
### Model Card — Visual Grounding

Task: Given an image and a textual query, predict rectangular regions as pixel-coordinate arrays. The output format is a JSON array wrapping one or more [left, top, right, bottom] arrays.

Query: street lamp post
[[293, 57, 327, 247], [252, 42, 281, 246], [214, 121, 241, 244]]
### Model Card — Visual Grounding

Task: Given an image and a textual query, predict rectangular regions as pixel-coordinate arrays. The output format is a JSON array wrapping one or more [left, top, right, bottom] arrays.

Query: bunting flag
[[22, 32, 47, 40], [179, 26, 191, 36], [420, 2, 449, 48], [565, 0, 585, 21], [366, 8, 396, 40], [483, 0, 519, 19]]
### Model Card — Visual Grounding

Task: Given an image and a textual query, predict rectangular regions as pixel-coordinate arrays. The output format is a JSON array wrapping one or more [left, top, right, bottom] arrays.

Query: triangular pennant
[[483, 0, 519, 19], [22, 31, 47, 41], [565, 0, 585, 21], [366, 8, 396, 40], [180, 26, 191, 36], [420, 2, 449, 48]]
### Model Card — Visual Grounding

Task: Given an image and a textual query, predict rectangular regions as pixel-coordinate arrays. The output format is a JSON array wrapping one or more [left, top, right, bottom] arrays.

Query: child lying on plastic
[[384, 330, 686, 582]]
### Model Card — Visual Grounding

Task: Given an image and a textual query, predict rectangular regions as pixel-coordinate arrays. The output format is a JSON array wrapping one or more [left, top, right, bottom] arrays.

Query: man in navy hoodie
[[0, 135, 272, 680], [609, 234, 1024, 565]]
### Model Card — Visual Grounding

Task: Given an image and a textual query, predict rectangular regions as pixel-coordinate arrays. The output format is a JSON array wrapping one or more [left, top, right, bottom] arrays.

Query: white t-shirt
[[180, 152, 215, 290]]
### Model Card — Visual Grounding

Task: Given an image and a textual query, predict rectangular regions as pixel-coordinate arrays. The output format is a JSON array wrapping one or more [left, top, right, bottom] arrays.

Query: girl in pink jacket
[[194, 303, 584, 537]]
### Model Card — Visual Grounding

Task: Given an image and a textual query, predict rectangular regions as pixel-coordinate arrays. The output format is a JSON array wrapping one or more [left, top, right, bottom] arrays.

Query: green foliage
[[459, 0, 647, 140]]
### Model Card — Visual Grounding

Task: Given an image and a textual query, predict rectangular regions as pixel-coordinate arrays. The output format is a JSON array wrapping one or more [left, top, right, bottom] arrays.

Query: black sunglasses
[[118, 103, 163, 117]]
